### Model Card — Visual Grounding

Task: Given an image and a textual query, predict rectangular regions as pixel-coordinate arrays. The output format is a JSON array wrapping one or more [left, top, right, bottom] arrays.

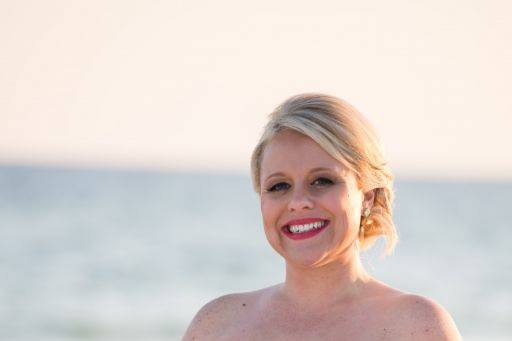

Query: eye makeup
[[263, 173, 344, 194]]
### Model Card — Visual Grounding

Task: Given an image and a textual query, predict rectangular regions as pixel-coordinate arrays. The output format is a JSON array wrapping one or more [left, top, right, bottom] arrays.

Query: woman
[[182, 94, 462, 340]]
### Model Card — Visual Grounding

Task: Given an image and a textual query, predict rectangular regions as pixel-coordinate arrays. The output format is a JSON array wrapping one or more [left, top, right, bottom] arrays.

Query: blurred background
[[1, 1, 511, 340]]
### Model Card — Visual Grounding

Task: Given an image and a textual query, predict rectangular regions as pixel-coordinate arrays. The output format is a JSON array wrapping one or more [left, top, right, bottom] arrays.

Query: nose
[[287, 186, 314, 212]]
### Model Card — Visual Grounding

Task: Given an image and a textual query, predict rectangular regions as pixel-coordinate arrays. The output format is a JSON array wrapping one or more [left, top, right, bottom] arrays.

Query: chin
[[282, 249, 328, 268]]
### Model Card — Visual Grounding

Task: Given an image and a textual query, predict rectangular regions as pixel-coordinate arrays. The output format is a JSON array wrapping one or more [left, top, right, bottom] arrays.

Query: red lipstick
[[281, 218, 330, 240]]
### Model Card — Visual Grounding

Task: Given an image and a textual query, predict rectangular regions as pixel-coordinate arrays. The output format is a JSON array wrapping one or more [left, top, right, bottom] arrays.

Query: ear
[[362, 188, 376, 208]]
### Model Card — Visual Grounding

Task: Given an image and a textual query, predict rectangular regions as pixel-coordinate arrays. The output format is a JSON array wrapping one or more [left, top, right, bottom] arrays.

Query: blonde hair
[[250, 93, 398, 255]]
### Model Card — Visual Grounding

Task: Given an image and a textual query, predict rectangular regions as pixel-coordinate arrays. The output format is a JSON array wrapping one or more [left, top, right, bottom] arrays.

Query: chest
[[220, 305, 396, 341]]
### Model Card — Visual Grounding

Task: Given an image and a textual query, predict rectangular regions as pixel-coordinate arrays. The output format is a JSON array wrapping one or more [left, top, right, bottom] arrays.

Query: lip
[[282, 217, 328, 228], [281, 217, 330, 241]]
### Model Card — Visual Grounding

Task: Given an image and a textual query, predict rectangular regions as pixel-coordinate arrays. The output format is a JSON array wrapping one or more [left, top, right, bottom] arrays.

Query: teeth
[[288, 221, 325, 234]]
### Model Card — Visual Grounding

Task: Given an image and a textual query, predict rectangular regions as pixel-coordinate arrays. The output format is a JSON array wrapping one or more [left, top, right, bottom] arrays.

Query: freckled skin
[[183, 287, 462, 340]]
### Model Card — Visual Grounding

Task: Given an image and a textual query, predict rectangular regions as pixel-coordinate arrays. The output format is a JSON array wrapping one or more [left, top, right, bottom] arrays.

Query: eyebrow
[[263, 167, 337, 182]]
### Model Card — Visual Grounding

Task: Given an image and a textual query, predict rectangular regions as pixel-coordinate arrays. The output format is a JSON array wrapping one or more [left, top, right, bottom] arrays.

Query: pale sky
[[1, 0, 511, 179]]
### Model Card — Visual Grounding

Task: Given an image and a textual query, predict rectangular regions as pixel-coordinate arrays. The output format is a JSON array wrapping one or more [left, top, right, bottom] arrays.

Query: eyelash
[[266, 177, 334, 192]]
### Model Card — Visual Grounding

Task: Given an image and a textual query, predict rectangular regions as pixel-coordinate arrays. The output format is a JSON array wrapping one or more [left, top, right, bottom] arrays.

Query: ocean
[[0, 165, 510, 341]]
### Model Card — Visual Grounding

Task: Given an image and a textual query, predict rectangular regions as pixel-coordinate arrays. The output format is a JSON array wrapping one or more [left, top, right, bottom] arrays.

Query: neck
[[278, 246, 373, 311]]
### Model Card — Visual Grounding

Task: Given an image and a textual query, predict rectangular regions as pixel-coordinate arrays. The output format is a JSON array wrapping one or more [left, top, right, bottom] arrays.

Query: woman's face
[[259, 129, 371, 267]]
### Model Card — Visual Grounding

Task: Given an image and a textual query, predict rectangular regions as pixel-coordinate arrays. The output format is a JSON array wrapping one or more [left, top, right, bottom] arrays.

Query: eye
[[266, 182, 290, 192], [311, 177, 334, 186]]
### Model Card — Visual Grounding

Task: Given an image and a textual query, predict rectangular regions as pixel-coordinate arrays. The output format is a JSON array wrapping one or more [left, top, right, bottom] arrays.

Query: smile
[[289, 220, 325, 233], [281, 218, 330, 240]]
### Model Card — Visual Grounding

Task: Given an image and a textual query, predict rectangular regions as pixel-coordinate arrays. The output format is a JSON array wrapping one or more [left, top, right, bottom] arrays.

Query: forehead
[[260, 130, 348, 178]]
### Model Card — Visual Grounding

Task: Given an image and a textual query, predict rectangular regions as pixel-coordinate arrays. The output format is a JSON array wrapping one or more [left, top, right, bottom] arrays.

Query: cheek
[[344, 191, 363, 228], [323, 188, 350, 211], [260, 197, 277, 228], [326, 189, 360, 227], [260, 197, 283, 248]]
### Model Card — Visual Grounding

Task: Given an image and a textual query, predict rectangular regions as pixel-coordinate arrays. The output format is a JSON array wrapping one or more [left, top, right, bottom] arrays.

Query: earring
[[360, 207, 370, 241]]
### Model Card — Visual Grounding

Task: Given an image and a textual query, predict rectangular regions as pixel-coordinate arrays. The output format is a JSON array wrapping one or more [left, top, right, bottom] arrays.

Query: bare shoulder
[[181, 288, 267, 341], [387, 294, 462, 341]]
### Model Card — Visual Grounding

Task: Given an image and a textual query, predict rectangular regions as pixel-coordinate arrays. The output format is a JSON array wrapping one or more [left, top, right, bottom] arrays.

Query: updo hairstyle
[[250, 93, 398, 254]]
